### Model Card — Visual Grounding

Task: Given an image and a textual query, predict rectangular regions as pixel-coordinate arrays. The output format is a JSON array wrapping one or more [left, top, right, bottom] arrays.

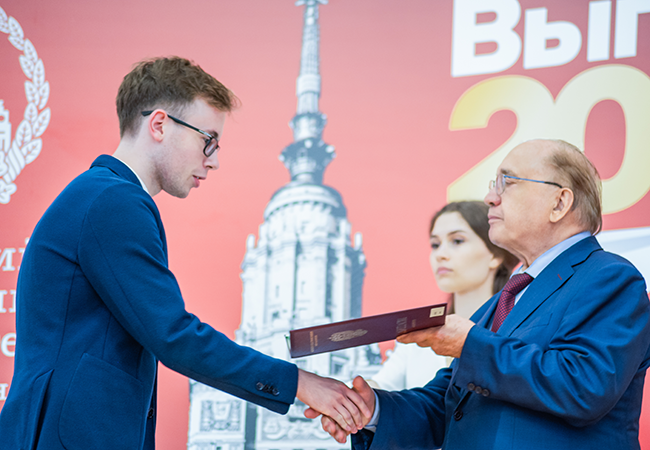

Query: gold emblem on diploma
[[329, 329, 368, 342]]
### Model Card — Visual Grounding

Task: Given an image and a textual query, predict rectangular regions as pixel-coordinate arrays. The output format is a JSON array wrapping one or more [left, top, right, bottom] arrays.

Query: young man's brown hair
[[116, 56, 240, 137]]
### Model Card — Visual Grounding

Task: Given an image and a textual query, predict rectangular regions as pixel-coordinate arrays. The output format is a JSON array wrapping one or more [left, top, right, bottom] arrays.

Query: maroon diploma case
[[287, 304, 447, 358]]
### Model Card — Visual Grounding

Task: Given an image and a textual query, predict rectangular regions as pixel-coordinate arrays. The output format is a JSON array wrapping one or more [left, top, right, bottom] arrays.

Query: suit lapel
[[498, 236, 602, 337], [475, 295, 499, 329], [497, 265, 572, 336]]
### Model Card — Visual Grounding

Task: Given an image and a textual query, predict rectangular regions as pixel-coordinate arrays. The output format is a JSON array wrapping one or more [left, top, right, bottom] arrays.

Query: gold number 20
[[448, 64, 650, 214]]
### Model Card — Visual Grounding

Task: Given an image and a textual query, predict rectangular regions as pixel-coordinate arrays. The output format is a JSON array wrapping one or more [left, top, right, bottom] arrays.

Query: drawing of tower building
[[187, 1, 381, 449]]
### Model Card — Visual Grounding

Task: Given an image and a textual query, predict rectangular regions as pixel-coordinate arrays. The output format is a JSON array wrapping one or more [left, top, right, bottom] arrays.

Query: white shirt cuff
[[364, 390, 380, 432]]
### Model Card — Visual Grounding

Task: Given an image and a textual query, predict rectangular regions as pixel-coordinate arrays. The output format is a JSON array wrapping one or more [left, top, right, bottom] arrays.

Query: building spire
[[279, 0, 335, 185]]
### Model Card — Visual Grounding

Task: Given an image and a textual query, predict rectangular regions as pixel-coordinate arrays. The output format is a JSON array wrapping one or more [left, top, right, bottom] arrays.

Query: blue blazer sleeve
[[79, 182, 298, 412], [351, 367, 450, 450]]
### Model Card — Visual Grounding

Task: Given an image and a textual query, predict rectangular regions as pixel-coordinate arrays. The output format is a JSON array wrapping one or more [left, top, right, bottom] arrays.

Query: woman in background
[[369, 201, 519, 390]]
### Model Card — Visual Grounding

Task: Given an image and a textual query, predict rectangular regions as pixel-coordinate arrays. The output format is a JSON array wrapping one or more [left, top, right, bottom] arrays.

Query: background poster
[[1, 0, 649, 448]]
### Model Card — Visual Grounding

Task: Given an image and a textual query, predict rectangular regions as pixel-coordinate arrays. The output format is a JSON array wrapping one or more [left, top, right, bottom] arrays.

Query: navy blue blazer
[[353, 236, 650, 450], [0, 156, 298, 449]]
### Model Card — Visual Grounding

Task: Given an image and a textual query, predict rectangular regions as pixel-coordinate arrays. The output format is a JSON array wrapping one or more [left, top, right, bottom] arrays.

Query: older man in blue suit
[[314, 139, 650, 449], [0, 57, 370, 450]]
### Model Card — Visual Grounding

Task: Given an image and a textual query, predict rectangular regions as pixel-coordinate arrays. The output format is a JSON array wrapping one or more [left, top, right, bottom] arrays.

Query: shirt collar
[[113, 157, 150, 195], [523, 231, 592, 278], [512, 230, 591, 304]]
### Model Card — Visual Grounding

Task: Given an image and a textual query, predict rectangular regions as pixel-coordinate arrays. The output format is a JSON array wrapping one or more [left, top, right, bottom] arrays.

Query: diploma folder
[[288, 304, 447, 358]]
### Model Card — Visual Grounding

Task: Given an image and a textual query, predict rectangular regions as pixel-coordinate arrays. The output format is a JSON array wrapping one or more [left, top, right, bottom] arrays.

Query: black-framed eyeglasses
[[141, 110, 219, 157], [489, 174, 563, 196]]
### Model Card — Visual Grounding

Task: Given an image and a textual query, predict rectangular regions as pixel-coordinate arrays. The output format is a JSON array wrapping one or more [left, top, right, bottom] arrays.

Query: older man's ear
[[549, 188, 575, 224]]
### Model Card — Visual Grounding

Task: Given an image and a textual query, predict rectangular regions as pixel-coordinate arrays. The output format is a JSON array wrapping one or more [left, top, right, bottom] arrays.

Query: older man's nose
[[485, 187, 500, 206]]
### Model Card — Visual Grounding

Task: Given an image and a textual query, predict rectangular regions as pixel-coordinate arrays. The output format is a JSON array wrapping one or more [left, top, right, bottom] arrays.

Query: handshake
[[292, 314, 471, 443], [296, 369, 376, 444]]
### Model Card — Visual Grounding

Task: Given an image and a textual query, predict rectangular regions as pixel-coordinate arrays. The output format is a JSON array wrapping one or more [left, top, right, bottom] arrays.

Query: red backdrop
[[1, 1, 649, 448]]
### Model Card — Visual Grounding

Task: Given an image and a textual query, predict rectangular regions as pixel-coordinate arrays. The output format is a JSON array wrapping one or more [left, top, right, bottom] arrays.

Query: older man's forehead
[[496, 154, 525, 177], [498, 143, 552, 176]]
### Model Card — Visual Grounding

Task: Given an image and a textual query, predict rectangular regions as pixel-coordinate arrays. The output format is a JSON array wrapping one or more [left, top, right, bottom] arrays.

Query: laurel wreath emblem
[[0, 6, 51, 204]]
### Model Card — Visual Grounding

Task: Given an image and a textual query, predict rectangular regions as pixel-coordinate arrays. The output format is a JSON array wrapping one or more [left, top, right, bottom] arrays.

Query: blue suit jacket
[[0, 156, 298, 449], [353, 236, 650, 450]]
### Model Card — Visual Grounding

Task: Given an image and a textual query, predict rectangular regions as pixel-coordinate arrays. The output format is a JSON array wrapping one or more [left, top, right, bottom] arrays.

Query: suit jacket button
[[453, 410, 463, 421], [271, 387, 279, 396], [147, 408, 155, 419], [474, 386, 483, 395], [482, 389, 490, 397], [467, 383, 476, 391], [256, 382, 265, 391]]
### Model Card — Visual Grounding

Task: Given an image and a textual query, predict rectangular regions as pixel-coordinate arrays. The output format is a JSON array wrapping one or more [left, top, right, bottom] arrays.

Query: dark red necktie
[[491, 273, 534, 332]]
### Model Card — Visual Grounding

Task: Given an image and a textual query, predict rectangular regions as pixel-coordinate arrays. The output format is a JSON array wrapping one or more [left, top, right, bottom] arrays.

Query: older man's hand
[[297, 370, 372, 437], [304, 376, 376, 444], [397, 314, 474, 359]]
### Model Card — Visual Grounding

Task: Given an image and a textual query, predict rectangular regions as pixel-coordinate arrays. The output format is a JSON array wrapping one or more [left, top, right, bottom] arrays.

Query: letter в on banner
[[451, 0, 522, 77]]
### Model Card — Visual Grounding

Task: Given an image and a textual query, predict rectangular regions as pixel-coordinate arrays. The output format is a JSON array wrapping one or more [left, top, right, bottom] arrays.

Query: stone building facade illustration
[[187, 1, 382, 449]]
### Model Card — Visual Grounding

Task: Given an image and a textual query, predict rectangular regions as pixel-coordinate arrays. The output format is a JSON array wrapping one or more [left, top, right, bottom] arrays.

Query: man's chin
[[164, 187, 191, 199], [488, 228, 505, 247]]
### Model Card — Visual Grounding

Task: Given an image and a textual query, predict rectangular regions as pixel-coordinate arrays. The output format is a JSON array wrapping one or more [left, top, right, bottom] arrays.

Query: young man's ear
[[146, 110, 167, 143]]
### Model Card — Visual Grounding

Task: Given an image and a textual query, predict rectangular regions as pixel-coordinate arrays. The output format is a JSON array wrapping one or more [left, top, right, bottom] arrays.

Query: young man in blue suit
[[313, 139, 650, 449], [0, 57, 370, 449]]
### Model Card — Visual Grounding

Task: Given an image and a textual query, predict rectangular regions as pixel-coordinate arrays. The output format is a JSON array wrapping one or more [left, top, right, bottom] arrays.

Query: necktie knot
[[491, 273, 534, 332], [503, 273, 534, 295]]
